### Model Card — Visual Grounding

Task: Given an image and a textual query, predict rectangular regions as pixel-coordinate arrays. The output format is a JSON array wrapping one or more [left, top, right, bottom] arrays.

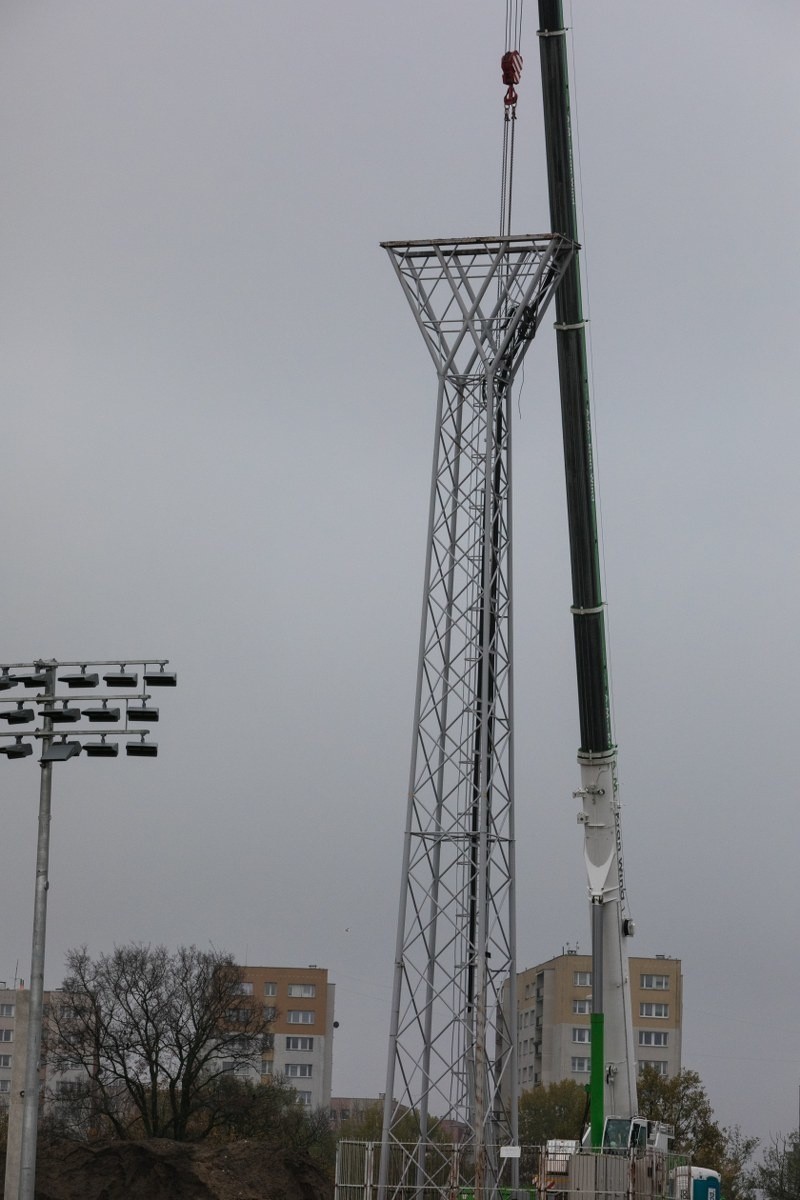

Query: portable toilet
[[671, 1165, 722, 1200]]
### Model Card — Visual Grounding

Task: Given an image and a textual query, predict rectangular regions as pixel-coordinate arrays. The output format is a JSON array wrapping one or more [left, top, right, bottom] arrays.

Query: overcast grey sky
[[1, 0, 798, 1150]]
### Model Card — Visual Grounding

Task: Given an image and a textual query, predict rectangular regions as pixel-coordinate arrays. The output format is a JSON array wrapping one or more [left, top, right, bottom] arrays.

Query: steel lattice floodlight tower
[[378, 235, 574, 1200]]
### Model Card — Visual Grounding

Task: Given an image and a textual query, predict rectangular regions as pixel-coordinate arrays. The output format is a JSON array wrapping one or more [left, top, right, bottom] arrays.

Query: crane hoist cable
[[499, 0, 524, 238]]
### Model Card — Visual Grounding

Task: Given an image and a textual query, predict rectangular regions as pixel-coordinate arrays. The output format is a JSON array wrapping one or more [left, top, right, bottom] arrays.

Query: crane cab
[[598, 1117, 673, 1153]]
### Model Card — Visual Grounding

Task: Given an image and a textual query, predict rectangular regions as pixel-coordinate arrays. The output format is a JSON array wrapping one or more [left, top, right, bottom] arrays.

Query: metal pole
[[19, 663, 56, 1200], [590, 899, 605, 1149]]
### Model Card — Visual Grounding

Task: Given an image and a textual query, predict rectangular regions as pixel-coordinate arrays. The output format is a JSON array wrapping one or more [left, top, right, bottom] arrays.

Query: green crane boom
[[537, 0, 638, 1144]]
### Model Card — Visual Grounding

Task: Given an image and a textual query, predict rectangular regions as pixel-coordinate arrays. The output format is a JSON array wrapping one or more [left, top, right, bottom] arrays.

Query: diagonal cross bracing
[[378, 236, 574, 1200]]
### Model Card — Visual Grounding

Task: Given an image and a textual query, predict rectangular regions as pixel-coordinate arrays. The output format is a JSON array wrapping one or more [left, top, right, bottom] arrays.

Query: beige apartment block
[[0, 984, 87, 1111], [1, 983, 89, 1199], [509, 952, 682, 1096], [238, 965, 335, 1109]]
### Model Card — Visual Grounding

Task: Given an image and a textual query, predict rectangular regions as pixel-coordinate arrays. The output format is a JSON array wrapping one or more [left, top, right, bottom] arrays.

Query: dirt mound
[[7, 1139, 333, 1200]]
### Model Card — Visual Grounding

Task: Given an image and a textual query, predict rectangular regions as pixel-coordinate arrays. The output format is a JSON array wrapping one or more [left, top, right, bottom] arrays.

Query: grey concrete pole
[[18, 663, 56, 1200]]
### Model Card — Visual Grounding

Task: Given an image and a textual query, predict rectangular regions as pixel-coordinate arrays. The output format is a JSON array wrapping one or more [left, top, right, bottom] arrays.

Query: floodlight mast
[[0, 657, 176, 1200], [378, 235, 574, 1200], [537, 0, 638, 1141]]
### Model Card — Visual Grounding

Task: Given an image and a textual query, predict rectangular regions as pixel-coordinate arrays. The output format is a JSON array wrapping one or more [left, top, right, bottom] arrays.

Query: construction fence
[[335, 1140, 690, 1200]]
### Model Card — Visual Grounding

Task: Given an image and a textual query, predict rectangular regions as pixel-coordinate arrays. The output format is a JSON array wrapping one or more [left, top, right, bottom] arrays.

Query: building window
[[0, 1005, 14, 1017], [286, 1036, 314, 1051], [639, 1031, 669, 1047], [237, 982, 254, 996], [226, 1035, 255, 1054], [639, 1060, 668, 1077], [640, 1002, 669, 1019], [261, 1060, 273, 1076], [641, 974, 669, 990], [297, 1091, 313, 1107], [573, 999, 590, 1015], [264, 982, 277, 997], [0, 1080, 9, 1093], [231, 1061, 251, 1075], [574, 971, 591, 987], [57, 1058, 82, 1072], [287, 984, 316, 998], [287, 1011, 315, 1025], [226, 1008, 252, 1024], [0, 1055, 10, 1068], [263, 1006, 277, 1022], [0, 1030, 12, 1043], [571, 1057, 590, 1073], [572, 1027, 591, 1043], [285, 1063, 313, 1078], [56, 1080, 83, 1095]]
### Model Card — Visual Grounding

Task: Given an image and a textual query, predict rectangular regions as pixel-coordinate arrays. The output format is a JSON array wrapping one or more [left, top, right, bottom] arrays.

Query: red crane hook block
[[501, 50, 523, 86]]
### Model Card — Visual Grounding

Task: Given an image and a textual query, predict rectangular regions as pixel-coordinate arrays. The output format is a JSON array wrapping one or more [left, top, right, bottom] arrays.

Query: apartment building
[[329, 1095, 383, 1128], [238, 965, 335, 1109], [0, 965, 335, 1120], [0, 985, 16, 1109], [2, 984, 92, 1200], [0, 984, 86, 1111], [508, 952, 682, 1095]]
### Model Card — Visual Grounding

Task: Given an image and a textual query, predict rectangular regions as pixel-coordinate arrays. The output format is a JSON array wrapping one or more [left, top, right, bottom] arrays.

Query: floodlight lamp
[[1, 705, 35, 725], [126, 737, 158, 757], [41, 740, 81, 762], [103, 667, 138, 687], [0, 738, 33, 759], [46, 705, 81, 724], [19, 672, 48, 689], [59, 668, 100, 688], [0, 672, 18, 691], [83, 738, 119, 758], [82, 702, 121, 723], [143, 667, 177, 687], [128, 704, 159, 723]]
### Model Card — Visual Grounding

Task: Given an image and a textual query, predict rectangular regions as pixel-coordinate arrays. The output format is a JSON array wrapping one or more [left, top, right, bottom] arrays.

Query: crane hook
[[501, 50, 523, 116]]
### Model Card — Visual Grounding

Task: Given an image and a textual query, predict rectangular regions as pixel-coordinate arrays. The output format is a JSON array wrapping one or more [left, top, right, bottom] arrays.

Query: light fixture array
[[0, 659, 177, 760]]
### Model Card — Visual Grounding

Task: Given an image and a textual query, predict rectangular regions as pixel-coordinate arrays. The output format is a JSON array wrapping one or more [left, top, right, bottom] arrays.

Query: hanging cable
[[499, 0, 524, 238]]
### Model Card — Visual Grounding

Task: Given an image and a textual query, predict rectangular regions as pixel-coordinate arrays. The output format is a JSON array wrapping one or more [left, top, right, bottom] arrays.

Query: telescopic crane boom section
[[537, 0, 638, 1141]]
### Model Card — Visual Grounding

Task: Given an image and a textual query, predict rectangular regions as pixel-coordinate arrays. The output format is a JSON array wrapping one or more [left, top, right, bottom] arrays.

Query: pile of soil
[[3, 1139, 333, 1200]]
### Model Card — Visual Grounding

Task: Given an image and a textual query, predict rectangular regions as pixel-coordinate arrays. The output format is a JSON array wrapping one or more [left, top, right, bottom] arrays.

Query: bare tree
[[50, 944, 272, 1141]]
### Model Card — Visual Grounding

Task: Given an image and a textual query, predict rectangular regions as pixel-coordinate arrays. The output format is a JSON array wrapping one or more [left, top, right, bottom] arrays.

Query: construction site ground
[[0, 1138, 333, 1200]]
